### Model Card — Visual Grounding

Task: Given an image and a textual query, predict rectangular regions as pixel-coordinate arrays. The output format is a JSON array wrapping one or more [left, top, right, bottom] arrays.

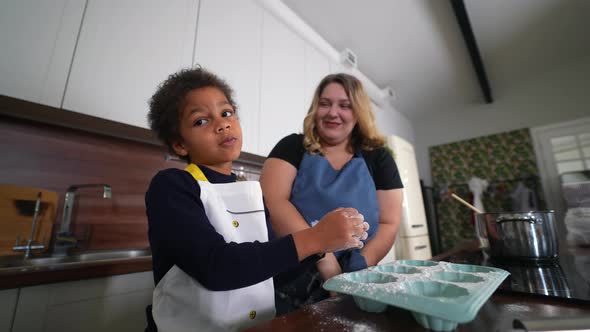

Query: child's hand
[[313, 208, 369, 252]]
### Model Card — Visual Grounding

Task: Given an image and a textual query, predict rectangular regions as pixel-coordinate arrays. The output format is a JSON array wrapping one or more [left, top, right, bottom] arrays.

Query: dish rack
[[323, 260, 509, 331]]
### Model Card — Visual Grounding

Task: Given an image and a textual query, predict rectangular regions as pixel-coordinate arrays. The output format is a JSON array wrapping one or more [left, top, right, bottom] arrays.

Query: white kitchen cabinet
[[303, 43, 331, 113], [63, 0, 199, 129], [11, 271, 153, 332], [397, 235, 432, 261], [258, 11, 306, 157], [372, 102, 392, 143], [387, 135, 432, 260], [194, 0, 262, 155], [0, 0, 85, 108], [371, 101, 384, 124], [0, 288, 18, 332], [371, 102, 381, 113], [378, 242, 396, 265], [389, 135, 429, 238]]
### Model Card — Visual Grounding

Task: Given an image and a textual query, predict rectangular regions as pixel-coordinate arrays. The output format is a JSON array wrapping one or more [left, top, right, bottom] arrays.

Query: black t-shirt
[[268, 133, 404, 190]]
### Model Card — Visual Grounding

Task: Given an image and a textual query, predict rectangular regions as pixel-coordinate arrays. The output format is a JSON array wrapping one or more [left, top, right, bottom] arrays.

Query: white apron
[[152, 164, 275, 332]]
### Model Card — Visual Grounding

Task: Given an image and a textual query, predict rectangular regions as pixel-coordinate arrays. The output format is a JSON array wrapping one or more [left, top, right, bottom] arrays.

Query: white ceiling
[[282, 0, 590, 119]]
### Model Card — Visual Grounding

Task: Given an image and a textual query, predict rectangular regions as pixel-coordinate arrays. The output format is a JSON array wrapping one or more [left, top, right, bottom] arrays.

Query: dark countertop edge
[[0, 95, 266, 166], [0, 238, 464, 290], [0, 257, 153, 290], [431, 239, 590, 262], [0, 241, 476, 291], [245, 242, 590, 332], [431, 240, 480, 261]]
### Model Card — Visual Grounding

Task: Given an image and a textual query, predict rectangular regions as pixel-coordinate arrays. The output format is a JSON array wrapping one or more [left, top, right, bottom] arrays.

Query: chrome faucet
[[13, 192, 45, 258], [53, 184, 112, 256]]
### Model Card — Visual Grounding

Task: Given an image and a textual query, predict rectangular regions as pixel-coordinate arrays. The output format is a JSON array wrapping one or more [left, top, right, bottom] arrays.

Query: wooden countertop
[[245, 292, 589, 332], [0, 255, 152, 289], [246, 241, 590, 332]]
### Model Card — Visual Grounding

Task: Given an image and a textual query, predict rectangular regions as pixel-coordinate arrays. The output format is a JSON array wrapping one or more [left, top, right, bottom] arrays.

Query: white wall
[[414, 55, 590, 186], [375, 104, 415, 145], [257, 0, 416, 147]]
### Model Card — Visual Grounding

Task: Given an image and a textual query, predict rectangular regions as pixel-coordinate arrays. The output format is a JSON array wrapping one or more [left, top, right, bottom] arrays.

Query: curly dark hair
[[148, 66, 237, 161]]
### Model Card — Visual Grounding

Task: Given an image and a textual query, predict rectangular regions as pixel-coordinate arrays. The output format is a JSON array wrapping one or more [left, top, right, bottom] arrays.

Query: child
[[145, 67, 368, 332]]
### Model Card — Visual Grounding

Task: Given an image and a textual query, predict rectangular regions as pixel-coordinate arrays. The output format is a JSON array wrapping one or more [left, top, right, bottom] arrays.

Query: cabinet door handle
[[410, 224, 424, 228], [414, 245, 428, 250]]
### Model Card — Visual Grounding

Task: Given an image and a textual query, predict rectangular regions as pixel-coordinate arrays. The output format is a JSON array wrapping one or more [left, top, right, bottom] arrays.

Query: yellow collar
[[184, 164, 209, 182]]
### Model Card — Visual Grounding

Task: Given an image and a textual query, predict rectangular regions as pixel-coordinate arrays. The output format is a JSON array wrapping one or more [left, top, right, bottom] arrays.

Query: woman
[[260, 73, 404, 313]]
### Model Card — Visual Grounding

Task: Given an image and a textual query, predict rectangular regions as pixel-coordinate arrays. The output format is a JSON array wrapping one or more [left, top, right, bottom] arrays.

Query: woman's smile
[[323, 120, 342, 129]]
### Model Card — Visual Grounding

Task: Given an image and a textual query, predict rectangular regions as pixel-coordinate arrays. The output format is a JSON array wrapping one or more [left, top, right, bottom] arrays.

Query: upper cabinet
[[194, 0, 262, 155], [62, 0, 199, 129], [1, 1, 377, 158], [258, 11, 305, 157], [0, 0, 85, 108]]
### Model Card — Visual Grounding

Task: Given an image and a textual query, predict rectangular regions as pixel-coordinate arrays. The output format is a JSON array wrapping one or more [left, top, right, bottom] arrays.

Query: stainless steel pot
[[475, 211, 559, 259]]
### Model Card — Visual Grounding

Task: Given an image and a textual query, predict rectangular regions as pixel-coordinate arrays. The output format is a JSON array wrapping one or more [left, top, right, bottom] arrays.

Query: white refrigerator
[[379, 135, 432, 263]]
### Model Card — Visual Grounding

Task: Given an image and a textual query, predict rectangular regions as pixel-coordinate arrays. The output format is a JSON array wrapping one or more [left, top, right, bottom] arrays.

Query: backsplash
[[0, 115, 263, 254], [0, 116, 186, 252], [429, 128, 545, 251]]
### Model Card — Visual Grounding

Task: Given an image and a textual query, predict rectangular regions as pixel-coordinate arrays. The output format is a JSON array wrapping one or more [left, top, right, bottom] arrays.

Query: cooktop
[[441, 246, 590, 303]]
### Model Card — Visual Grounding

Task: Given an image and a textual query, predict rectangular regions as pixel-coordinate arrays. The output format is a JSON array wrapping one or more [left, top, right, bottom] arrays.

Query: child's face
[[172, 87, 242, 172]]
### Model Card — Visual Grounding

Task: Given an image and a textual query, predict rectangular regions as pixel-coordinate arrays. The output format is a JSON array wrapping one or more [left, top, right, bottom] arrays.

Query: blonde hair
[[303, 73, 385, 154]]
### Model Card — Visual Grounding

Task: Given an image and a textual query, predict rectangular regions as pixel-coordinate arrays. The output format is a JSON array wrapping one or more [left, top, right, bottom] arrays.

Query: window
[[551, 133, 590, 174]]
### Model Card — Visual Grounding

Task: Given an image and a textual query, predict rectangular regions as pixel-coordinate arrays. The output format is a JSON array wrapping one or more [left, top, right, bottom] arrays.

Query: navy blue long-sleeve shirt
[[146, 166, 317, 291]]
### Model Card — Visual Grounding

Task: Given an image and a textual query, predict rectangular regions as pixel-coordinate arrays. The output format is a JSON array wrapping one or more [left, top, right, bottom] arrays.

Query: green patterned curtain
[[430, 128, 545, 251]]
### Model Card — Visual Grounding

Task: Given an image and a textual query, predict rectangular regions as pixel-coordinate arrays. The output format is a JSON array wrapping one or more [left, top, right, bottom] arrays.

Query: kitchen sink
[[0, 249, 151, 271]]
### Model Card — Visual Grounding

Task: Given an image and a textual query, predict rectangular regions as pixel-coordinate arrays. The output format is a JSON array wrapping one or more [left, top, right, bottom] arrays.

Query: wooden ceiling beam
[[451, 0, 493, 103]]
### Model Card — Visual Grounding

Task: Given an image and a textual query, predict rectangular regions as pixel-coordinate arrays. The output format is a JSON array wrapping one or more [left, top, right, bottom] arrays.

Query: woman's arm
[[260, 157, 343, 280], [360, 188, 403, 266], [260, 158, 309, 236]]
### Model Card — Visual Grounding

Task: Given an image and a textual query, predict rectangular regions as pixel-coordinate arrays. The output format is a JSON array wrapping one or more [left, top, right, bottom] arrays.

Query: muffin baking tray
[[323, 260, 509, 331]]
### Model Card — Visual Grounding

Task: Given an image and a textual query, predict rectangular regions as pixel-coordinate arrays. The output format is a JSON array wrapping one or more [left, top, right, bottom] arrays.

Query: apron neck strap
[[185, 164, 209, 182]]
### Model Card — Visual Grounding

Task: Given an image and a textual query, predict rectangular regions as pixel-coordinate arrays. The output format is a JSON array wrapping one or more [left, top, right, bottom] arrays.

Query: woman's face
[[315, 83, 358, 146]]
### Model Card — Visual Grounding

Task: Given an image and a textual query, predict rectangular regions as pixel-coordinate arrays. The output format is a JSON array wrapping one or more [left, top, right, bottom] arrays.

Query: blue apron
[[291, 151, 379, 272], [274, 150, 380, 314]]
